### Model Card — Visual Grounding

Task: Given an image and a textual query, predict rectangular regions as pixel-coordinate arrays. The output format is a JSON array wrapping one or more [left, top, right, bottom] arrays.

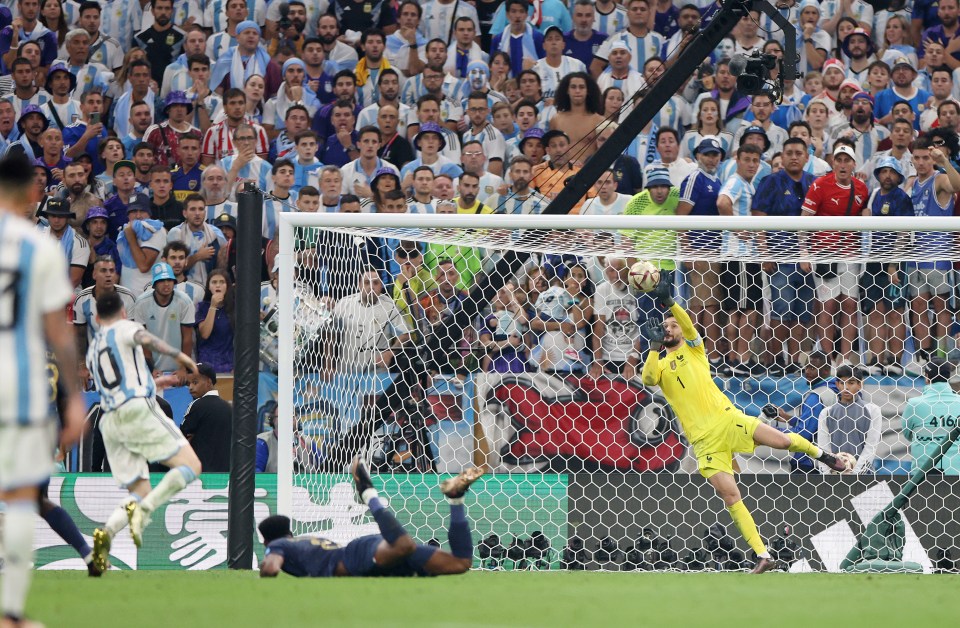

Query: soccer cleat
[[750, 556, 778, 574], [351, 456, 375, 500], [87, 558, 103, 578], [126, 501, 148, 549], [818, 451, 848, 473], [440, 467, 487, 499], [92, 528, 111, 573]]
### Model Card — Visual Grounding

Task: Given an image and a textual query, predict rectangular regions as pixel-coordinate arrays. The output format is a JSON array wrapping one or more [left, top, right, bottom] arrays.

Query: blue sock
[[447, 505, 473, 559], [42, 506, 92, 559], [371, 507, 406, 545], [367, 496, 385, 514]]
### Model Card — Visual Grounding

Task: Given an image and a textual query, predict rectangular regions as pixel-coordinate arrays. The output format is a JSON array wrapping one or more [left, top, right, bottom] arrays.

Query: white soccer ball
[[534, 286, 576, 321], [628, 260, 660, 293], [833, 452, 857, 474]]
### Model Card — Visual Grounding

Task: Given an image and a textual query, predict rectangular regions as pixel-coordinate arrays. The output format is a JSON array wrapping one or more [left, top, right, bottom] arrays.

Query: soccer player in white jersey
[[88, 290, 201, 573], [0, 154, 84, 626]]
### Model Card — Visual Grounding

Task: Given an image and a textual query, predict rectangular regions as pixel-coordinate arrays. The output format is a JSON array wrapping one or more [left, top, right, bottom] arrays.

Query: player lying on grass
[[258, 458, 483, 577], [640, 273, 848, 574]]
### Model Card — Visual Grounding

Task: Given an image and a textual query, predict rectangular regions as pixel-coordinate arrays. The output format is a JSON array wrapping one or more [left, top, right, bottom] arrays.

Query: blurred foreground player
[[640, 274, 848, 573], [87, 290, 201, 573], [259, 459, 482, 578], [37, 354, 102, 577], [0, 154, 85, 627]]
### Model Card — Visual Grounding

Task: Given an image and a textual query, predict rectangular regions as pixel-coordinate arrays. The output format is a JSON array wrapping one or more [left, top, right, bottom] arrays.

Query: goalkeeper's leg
[[706, 471, 774, 573], [752, 421, 848, 473]]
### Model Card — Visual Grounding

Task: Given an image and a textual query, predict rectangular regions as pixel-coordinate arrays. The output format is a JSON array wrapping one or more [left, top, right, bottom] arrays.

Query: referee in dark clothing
[[181, 363, 233, 472]]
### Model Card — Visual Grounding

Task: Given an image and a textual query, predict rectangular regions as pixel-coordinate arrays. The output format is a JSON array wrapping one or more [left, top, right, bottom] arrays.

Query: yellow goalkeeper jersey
[[641, 303, 738, 443]]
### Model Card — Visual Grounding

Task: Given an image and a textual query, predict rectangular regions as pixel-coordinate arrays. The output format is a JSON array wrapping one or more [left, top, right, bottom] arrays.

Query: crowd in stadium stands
[[13, 0, 960, 470]]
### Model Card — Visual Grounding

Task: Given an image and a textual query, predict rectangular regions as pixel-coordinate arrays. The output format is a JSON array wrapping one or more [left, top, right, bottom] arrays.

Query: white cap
[[833, 145, 857, 162], [609, 40, 631, 54]]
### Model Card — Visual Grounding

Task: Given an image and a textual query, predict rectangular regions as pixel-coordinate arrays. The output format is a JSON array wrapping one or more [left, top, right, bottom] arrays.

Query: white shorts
[[101, 397, 187, 487], [814, 262, 862, 301], [0, 422, 57, 491], [906, 268, 953, 298]]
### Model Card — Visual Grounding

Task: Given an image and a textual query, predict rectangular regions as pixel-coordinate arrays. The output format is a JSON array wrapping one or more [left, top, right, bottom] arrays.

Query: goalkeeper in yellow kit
[[640, 274, 847, 573]]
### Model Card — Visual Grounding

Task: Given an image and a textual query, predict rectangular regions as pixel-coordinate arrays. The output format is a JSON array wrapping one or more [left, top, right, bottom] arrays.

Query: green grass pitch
[[30, 570, 956, 627]]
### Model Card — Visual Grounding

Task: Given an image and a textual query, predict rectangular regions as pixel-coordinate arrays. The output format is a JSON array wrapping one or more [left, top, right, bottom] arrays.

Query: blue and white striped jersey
[[263, 192, 298, 240], [593, 5, 628, 36], [177, 280, 206, 305], [86, 319, 156, 412], [73, 285, 138, 344], [718, 172, 756, 256], [98, 0, 144, 50], [0, 213, 73, 425], [533, 57, 587, 100], [596, 30, 666, 74]]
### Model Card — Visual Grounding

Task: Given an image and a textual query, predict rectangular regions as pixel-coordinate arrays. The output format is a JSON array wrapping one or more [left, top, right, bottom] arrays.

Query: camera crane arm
[[543, 0, 798, 216]]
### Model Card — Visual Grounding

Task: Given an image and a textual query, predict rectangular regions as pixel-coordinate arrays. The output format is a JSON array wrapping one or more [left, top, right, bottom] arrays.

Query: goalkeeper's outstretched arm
[[667, 302, 699, 342], [652, 271, 699, 342]]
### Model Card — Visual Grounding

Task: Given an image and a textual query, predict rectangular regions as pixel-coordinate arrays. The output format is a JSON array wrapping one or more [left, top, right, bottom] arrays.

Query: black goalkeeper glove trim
[[653, 270, 675, 308]]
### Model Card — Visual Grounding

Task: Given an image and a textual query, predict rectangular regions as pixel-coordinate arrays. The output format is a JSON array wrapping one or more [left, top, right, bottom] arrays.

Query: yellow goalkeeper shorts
[[693, 412, 762, 479]]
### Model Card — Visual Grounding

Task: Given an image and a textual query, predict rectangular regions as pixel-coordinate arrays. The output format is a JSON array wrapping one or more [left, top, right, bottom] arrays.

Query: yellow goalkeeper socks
[[787, 433, 820, 459], [727, 500, 769, 558]]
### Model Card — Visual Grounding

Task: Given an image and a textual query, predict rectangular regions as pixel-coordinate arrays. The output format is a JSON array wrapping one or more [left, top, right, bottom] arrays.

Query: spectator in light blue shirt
[[903, 358, 960, 475]]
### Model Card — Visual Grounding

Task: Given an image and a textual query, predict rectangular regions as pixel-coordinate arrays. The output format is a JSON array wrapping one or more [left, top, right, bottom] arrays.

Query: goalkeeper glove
[[653, 271, 675, 308], [642, 318, 665, 351], [761, 404, 780, 421]]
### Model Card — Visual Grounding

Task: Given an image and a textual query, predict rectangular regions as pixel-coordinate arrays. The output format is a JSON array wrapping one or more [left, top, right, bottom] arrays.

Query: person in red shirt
[[800, 143, 870, 368]]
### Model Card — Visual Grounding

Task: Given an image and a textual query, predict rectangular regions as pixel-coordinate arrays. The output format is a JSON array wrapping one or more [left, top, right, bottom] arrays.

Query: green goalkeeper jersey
[[623, 187, 679, 271]]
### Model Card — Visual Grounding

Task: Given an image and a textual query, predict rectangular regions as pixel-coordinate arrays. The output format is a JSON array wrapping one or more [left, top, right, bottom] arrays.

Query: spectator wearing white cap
[[590, 0, 664, 76], [595, 40, 644, 121], [210, 20, 282, 95], [818, 58, 847, 109], [533, 26, 586, 103], [824, 77, 865, 135], [795, 0, 830, 73], [876, 57, 931, 130], [800, 143, 870, 368], [264, 58, 321, 138]]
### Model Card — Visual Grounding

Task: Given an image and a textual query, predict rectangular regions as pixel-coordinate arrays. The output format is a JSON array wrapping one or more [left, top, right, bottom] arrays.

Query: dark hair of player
[[258, 515, 292, 545], [96, 291, 124, 320]]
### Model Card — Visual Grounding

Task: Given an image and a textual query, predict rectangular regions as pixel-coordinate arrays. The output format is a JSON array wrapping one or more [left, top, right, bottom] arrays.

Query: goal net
[[274, 213, 960, 573]]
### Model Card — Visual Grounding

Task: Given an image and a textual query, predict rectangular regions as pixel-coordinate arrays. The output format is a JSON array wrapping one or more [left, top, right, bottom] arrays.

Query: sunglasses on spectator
[[396, 248, 422, 260], [932, 138, 946, 147]]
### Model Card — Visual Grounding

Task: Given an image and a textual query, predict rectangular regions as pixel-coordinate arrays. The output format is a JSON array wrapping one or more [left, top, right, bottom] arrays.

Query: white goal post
[[274, 213, 960, 572]]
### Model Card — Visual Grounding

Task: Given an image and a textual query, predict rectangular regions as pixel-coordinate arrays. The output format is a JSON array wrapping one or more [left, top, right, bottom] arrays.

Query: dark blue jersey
[[266, 534, 438, 577], [266, 536, 346, 577]]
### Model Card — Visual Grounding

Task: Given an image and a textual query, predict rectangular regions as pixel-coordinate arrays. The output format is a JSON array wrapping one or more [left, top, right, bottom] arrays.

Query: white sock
[[759, 551, 772, 559], [105, 501, 132, 537], [141, 466, 193, 514], [361, 488, 379, 506], [2, 501, 37, 620]]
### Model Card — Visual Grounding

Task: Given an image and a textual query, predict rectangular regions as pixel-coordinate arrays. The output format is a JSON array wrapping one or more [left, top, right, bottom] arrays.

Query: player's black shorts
[[719, 262, 763, 312], [342, 534, 437, 577]]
